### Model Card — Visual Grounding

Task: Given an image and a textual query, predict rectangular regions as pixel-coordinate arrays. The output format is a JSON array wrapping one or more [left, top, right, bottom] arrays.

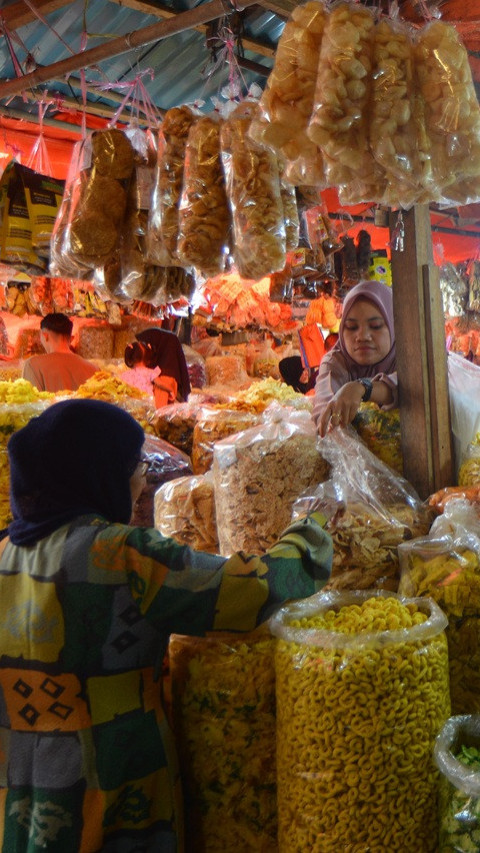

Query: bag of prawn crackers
[[292, 425, 433, 591]]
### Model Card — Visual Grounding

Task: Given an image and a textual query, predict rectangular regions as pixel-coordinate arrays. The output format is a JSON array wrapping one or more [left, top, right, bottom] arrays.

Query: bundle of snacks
[[414, 20, 480, 205], [192, 407, 261, 474], [213, 406, 329, 555], [352, 402, 403, 474], [76, 325, 115, 361], [215, 377, 311, 413], [205, 355, 250, 389], [170, 632, 277, 852], [178, 115, 231, 276], [399, 499, 480, 714], [152, 401, 200, 456], [131, 433, 192, 527], [279, 169, 300, 251], [154, 472, 218, 552], [249, 1, 327, 186], [74, 370, 155, 433], [271, 590, 450, 852], [370, 16, 431, 208], [307, 3, 382, 203], [147, 105, 197, 266], [221, 104, 286, 280], [61, 130, 135, 272], [435, 715, 480, 853], [295, 426, 431, 591]]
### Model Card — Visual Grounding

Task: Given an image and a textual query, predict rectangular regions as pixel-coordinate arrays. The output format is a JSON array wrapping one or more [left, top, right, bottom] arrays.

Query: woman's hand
[[318, 381, 365, 437]]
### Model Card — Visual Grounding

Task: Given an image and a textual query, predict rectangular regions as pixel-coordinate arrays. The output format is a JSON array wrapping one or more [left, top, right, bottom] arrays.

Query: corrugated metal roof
[[0, 0, 282, 129]]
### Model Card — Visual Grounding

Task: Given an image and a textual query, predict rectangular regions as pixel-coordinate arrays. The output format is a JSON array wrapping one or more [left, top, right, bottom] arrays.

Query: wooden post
[[389, 204, 454, 499]]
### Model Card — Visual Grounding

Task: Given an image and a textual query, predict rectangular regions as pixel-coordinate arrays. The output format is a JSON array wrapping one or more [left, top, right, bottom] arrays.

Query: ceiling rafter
[[0, 0, 71, 30]]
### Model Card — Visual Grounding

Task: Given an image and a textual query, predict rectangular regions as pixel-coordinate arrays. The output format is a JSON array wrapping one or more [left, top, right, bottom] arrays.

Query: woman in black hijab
[[0, 398, 332, 851], [136, 327, 191, 401]]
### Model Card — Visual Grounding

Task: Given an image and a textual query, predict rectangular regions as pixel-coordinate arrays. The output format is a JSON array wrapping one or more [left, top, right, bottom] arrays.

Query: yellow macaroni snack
[[169, 632, 277, 852], [271, 590, 450, 852], [399, 502, 480, 714], [434, 715, 480, 853]]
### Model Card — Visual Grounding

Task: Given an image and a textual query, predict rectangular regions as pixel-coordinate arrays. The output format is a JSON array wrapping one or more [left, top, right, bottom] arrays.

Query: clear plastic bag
[[177, 114, 231, 276], [152, 400, 201, 456], [414, 20, 480, 206], [169, 630, 277, 851], [221, 103, 286, 280], [154, 470, 218, 552], [213, 404, 330, 555], [131, 432, 192, 527], [271, 589, 450, 852], [191, 406, 261, 474], [399, 498, 480, 714], [248, 1, 327, 186], [448, 353, 480, 476], [293, 426, 432, 591], [435, 715, 480, 852]]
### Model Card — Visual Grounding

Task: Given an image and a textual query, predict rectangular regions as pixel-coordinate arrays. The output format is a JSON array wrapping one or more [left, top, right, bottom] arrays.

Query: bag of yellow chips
[[399, 498, 480, 714], [435, 715, 480, 853], [270, 589, 450, 852]]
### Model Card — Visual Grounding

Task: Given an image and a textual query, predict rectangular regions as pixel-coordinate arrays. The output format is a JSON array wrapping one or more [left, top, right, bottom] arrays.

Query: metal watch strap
[[358, 378, 373, 402]]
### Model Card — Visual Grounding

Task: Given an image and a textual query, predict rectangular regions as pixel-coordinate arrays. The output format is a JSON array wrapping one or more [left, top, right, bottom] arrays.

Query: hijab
[[334, 279, 396, 379], [136, 328, 191, 401], [279, 356, 316, 394], [7, 399, 144, 546]]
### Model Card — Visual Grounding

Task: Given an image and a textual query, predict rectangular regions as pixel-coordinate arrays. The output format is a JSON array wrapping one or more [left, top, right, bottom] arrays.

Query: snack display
[[213, 408, 329, 555], [152, 401, 199, 456], [414, 20, 480, 205], [353, 403, 403, 474], [170, 632, 277, 852], [205, 355, 250, 389], [154, 472, 218, 552], [76, 325, 115, 360], [178, 115, 231, 276], [271, 591, 450, 852], [307, 3, 381, 201], [147, 105, 197, 266], [435, 716, 480, 853], [191, 407, 261, 474], [131, 433, 192, 527], [221, 104, 287, 280], [249, 1, 327, 186], [279, 170, 300, 251]]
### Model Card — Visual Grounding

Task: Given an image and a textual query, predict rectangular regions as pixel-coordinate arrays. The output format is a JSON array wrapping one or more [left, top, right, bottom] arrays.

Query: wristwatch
[[357, 378, 373, 402]]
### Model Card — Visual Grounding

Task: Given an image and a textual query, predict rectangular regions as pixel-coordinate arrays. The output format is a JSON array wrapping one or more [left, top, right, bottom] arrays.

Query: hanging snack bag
[[147, 105, 197, 266], [221, 103, 286, 280], [170, 631, 277, 852], [307, 2, 383, 204], [248, 1, 327, 186], [279, 166, 300, 251], [435, 715, 480, 853], [414, 20, 480, 206], [370, 16, 432, 209], [213, 404, 329, 555], [271, 590, 450, 852], [178, 114, 231, 276]]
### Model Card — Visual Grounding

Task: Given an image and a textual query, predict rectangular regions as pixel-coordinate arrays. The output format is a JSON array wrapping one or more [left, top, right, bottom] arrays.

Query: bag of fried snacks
[[435, 715, 480, 853], [146, 105, 198, 266], [399, 498, 480, 714], [459, 438, 480, 487], [293, 426, 432, 591], [154, 471, 218, 552], [414, 20, 480, 206], [205, 354, 250, 389], [307, 2, 383, 204], [213, 404, 330, 555], [278, 164, 300, 251], [369, 15, 432, 209], [249, 1, 327, 187], [191, 406, 261, 475], [169, 630, 277, 852], [352, 402, 403, 475], [221, 103, 287, 280], [177, 114, 231, 277], [152, 400, 202, 456], [270, 589, 450, 852]]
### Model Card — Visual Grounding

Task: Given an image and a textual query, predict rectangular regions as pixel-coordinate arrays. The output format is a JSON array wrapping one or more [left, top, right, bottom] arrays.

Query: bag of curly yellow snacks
[[434, 715, 480, 853], [270, 590, 450, 852], [169, 632, 277, 852], [399, 499, 480, 715], [353, 402, 403, 475]]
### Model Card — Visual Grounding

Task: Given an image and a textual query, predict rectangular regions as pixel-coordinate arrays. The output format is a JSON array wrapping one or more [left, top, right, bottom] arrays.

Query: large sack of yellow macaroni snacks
[[270, 590, 450, 853], [169, 631, 277, 852]]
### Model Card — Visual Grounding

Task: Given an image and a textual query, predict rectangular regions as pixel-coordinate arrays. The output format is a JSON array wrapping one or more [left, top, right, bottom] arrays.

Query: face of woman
[[342, 298, 391, 366]]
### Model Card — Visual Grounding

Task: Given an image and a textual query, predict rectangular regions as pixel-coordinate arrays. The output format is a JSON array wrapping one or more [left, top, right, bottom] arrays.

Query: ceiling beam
[[108, 0, 276, 58], [0, 0, 260, 100], [0, 0, 71, 30]]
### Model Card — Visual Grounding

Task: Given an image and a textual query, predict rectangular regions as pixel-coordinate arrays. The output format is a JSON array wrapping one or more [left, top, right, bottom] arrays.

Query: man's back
[[23, 352, 96, 392]]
